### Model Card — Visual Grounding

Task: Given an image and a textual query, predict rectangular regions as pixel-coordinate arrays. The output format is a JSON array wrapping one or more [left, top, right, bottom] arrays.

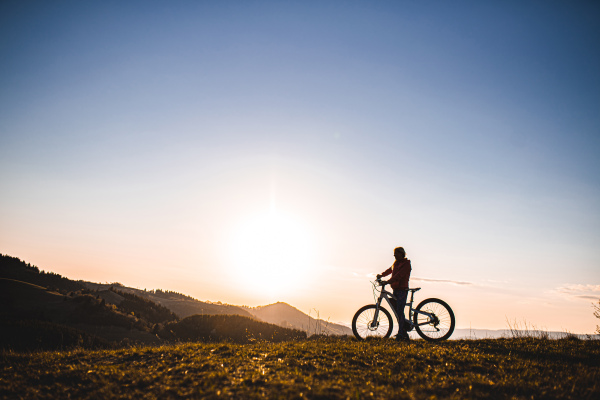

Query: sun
[[225, 210, 317, 299]]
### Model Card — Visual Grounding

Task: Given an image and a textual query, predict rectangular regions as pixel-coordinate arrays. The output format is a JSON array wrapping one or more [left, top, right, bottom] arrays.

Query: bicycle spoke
[[413, 298, 455, 341], [352, 305, 393, 339]]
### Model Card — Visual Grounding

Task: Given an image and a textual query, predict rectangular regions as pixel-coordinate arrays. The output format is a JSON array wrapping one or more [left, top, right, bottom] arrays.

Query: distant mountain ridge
[[243, 302, 353, 336], [451, 328, 597, 340]]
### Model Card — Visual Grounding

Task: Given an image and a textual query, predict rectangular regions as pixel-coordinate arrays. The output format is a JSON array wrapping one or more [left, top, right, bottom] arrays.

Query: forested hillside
[[0, 254, 87, 293], [0, 254, 307, 351], [84, 281, 255, 319]]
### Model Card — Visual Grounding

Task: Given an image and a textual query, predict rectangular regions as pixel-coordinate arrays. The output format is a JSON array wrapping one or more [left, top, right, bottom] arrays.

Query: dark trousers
[[393, 289, 409, 332]]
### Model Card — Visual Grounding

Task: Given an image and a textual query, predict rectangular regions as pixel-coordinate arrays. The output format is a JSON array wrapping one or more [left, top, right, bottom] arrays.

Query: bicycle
[[352, 277, 455, 341]]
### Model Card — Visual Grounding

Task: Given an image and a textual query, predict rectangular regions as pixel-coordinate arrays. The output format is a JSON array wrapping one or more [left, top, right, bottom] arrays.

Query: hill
[[1, 254, 254, 319], [87, 283, 352, 337], [1, 254, 340, 337], [0, 254, 87, 293], [84, 282, 255, 319], [244, 302, 353, 336], [0, 278, 161, 350], [0, 277, 307, 351], [0, 255, 309, 350], [159, 314, 306, 344]]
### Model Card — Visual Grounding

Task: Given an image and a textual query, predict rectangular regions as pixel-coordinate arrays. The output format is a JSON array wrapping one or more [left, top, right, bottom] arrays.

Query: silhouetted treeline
[[67, 294, 151, 331], [0, 254, 86, 293], [149, 288, 196, 301], [110, 287, 179, 325], [158, 314, 307, 344], [0, 320, 109, 351]]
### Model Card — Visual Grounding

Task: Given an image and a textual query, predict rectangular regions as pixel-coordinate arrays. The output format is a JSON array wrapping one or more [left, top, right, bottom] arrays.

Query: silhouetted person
[[377, 247, 412, 341]]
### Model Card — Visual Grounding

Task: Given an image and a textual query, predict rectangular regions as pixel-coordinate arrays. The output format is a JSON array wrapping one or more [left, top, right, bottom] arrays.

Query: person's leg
[[393, 289, 409, 339]]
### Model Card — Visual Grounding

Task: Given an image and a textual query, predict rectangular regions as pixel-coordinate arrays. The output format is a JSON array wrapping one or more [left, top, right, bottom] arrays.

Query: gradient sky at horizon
[[1, 1, 599, 333]]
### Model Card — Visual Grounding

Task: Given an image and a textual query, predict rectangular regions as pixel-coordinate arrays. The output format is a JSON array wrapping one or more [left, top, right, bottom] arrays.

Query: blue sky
[[1, 1, 599, 332]]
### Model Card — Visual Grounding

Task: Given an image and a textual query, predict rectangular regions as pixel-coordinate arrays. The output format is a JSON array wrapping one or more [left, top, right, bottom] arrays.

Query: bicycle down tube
[[375, 285, 434, 330]]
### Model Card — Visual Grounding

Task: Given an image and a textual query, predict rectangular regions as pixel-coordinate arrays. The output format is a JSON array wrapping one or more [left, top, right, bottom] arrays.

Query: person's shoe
[[395, 332, 410, 341]]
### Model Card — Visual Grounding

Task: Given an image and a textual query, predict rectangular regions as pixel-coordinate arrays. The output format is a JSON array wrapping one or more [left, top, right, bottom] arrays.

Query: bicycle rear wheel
[[413, 298, 455, 341], [352, 305, 393, 340]]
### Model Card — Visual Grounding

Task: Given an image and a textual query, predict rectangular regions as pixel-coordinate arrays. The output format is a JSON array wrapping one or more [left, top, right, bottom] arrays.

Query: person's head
[[394, 247, 406, 260]]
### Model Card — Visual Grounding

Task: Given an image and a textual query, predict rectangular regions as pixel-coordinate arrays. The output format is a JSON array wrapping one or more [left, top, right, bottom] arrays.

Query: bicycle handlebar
[[375, 277, 389, 287]]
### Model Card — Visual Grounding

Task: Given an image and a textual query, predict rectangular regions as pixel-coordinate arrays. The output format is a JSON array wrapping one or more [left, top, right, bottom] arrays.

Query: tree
[[594, 299, 600, 334]]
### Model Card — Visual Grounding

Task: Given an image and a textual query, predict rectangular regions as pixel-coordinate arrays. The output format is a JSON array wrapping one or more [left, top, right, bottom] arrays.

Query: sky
[[1, 1, 599, 333]]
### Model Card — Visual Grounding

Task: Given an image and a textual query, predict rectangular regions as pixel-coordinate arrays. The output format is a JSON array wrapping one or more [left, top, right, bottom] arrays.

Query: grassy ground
[[1, 336, 598, 399]]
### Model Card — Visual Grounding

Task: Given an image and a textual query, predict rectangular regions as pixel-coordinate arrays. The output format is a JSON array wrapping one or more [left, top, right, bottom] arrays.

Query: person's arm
[[378, 267, 392, 278]]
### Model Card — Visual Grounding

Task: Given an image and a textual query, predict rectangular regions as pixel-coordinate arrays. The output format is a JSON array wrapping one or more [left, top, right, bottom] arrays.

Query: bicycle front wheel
[[352, 305, 393, 340], [413, 298, 455, 341]]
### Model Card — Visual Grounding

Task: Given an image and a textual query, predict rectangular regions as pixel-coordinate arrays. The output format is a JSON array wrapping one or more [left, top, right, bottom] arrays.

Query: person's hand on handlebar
[[375, 274, 390, 286]]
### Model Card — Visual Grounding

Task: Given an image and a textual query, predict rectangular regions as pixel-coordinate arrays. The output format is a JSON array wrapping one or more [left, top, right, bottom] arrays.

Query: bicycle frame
[[372, 282, 435, 329]]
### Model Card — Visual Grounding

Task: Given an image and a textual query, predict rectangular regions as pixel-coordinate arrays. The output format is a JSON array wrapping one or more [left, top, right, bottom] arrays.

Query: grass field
[[1, 336, 598, 399]]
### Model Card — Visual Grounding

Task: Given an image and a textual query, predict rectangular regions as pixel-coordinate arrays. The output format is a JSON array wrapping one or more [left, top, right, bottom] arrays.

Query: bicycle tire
[[352, 304, 393, 340], [413, 298, 455, 341]]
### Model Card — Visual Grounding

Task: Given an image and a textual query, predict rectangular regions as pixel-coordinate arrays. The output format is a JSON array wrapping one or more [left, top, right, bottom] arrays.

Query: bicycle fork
[[370, 298, 384, 329]]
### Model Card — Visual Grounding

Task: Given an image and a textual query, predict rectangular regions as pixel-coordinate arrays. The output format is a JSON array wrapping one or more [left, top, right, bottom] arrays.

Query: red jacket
[[381, 258, 411, 290]]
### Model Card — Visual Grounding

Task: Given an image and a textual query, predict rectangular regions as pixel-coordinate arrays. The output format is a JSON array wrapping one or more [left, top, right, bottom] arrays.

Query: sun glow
[[225, 209, 317, 300]]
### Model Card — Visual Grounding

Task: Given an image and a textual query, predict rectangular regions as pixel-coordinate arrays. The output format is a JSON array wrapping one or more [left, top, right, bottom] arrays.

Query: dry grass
[[1, 336, 599, 399]]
